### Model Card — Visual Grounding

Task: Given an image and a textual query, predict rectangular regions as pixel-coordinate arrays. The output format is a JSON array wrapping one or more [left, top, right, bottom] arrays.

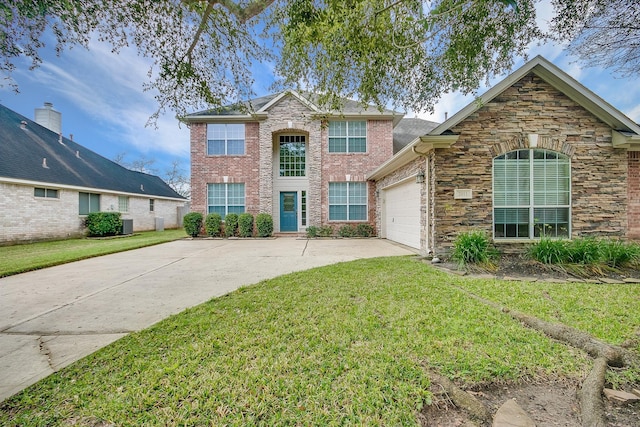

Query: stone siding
[[431, 73, 627, 255]]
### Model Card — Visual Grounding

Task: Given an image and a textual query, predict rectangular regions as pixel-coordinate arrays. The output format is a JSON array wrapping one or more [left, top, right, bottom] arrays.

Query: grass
[[0, 229, 186, 277], [4, 256, 638, 426]]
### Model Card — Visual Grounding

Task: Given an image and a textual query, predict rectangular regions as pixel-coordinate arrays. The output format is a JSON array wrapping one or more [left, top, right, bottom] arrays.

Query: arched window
[[493, 149, 570, 239]]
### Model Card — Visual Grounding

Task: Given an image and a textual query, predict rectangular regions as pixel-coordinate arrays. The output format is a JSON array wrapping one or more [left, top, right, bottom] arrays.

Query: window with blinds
[[493, 149, 570, 239]]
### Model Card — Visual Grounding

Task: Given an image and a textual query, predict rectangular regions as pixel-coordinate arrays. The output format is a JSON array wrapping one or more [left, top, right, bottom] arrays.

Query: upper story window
[[149, 199, 155, 212], [34, 187, 58, 198], [79, 192, 100, 215], [328, 121, 366, 153], [493, 149, 570, 239], [118, 196, 129, 213], [328, 182, 368, 221], [279, 135, 306, 177], [207, 123, 245, 155]]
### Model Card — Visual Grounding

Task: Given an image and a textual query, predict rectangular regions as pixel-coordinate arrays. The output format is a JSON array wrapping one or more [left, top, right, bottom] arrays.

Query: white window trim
[[206, 123, 245, 156], [34, 187, 59, 199], [492, 149, 571, 240], [207, 183, 246, 218], [328, 181, 368, 222], [328, 121, 368, 153]]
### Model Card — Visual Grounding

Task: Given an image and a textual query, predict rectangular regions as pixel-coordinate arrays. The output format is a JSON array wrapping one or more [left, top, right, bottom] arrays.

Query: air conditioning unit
[[121, 219, 133, 235]]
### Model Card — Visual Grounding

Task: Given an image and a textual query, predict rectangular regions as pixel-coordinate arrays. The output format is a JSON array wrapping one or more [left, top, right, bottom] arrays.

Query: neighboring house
[[183, 91, 406, 233], [0, 103, 187, 243], [368, 55, 640, 255]]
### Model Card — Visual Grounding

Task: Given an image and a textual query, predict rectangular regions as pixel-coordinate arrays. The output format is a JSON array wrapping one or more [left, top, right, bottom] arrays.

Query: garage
[[382, 178, 422, 249]]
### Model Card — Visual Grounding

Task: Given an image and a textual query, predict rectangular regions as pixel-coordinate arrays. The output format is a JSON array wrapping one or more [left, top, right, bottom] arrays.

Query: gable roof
[[368, 55, 640, 180], [182, 91, 404, 126], [431, 55, 640, 136], [0, 104, 185, 200]]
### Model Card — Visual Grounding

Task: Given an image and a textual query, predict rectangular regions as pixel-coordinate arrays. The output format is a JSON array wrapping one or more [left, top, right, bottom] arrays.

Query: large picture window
[[207, 123, 245, 155], [279, 135, 306, 177], [328, 121, 366, 153], [207, 183, 245, 218], [329, 182, 367, 221], [79, 192, 100, 215], [493, 149, 570, 239]]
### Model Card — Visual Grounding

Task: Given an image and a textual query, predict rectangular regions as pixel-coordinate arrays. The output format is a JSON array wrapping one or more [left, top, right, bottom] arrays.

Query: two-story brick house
[[185, 56, 640, 257], [183, 91, 402, 233]]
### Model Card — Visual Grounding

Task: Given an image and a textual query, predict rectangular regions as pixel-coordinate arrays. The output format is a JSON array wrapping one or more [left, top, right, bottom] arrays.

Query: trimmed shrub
[[319, 225, 334, 237], [256, 213, 274, 237], [85, 212, 122, 237], [355, 223, 375, 237], [224, 213, 239, 237], [451, 230, 497, 265], [204, 213, 223, 237], [183, 212, 203, 237], [529, 238, 569, 264], [306, 226, 319, 238], [238, 213, 254, 237], [338, 225, 355, 237]]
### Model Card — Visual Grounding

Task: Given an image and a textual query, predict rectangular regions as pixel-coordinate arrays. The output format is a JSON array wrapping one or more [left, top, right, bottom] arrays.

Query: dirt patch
[[435, 253, 640, 283], [420, 380, 640, 426]]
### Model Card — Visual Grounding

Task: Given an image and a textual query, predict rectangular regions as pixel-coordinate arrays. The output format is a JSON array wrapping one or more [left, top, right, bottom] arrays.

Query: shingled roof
[[182, 91, 402, 123], [0, 104, 185, 200], [392, 118, 440, 153]]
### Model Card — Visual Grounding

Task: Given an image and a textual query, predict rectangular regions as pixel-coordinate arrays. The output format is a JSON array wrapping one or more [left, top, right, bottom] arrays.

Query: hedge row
[[183, 212, 274, 238]]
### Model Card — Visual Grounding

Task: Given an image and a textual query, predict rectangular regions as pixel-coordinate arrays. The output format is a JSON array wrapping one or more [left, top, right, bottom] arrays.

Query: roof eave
[[180, 113, 267, 123], [613, 130, 640, 149], [428, 55, 640, 136], [367, 134, 459, 180], [0, 176, 187, 201]]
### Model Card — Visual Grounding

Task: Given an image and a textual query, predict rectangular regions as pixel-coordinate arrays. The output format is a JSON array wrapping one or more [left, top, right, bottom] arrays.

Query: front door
[[280, 192, 298, 232]]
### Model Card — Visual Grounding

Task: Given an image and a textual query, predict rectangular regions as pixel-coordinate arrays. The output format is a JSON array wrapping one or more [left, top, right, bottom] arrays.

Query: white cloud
[[15, 39, 190, 161]]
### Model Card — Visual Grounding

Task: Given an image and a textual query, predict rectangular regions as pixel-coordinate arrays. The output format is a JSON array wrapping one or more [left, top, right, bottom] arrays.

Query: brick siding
[[189, 94, 394, 232], [1, 182, 184, 243]]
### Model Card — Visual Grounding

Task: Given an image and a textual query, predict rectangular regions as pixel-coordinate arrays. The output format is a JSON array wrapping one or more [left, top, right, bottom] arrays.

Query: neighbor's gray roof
[[392, 118, 440, 153], [0, 104, 185, 199], [183, 91, 401, 121]]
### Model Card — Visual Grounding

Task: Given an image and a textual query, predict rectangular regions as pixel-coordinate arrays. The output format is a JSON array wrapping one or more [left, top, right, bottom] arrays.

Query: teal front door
[[280, 192, 298, 232]]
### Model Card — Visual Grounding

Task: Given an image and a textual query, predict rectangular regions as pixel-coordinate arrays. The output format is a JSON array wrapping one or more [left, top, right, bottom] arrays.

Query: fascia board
[[429, 55, 640, 136], [180, 114, 266, 123], [0, 177, 187, 201], [367, 135, 458, 180], [257, 90, 322, 113]]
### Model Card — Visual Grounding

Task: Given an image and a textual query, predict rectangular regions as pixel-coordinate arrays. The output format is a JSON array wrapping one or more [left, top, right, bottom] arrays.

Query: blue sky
[[1, 3, 639, 180]]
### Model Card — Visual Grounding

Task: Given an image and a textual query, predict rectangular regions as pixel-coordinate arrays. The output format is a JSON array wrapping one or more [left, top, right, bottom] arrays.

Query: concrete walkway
[[0, 238, 415, 402]]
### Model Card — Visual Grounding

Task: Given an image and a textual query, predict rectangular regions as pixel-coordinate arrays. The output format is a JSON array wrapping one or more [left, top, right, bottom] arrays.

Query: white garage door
[[383, 179, 421, 249]]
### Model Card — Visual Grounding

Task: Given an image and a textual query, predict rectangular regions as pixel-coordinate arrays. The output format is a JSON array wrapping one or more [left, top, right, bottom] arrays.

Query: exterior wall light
[[416, 171, 425, 184]]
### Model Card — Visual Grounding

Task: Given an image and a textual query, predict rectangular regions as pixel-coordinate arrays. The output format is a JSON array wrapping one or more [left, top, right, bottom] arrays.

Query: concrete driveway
[[0, 237, 415, 402]]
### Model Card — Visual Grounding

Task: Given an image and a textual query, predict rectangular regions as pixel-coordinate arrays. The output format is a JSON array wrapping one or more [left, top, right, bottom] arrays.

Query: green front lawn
[[2, 257, 638, 425], [0, 229, 186, 277]]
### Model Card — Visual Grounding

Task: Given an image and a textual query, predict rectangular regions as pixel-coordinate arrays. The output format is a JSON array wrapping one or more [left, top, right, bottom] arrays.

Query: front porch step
[[273, 232, 306, 238]]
